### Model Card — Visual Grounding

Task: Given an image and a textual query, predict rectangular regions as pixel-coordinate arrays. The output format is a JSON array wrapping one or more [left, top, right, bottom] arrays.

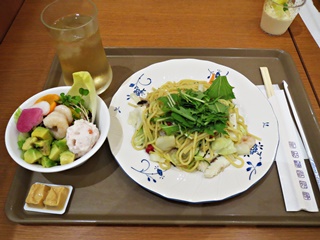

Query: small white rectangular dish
[[24, 182, 73, 215]]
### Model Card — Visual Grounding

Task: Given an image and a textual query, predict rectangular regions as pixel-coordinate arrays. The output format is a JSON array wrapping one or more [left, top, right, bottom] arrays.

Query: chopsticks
[[259, 67, 275, 98], [260, 66, 318, 211], [260, 66, 320, 204]]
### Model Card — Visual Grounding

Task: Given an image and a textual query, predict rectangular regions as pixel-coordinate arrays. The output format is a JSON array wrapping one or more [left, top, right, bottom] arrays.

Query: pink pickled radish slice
[[16, 108, 43, 133], [30, 101, 51, 115]]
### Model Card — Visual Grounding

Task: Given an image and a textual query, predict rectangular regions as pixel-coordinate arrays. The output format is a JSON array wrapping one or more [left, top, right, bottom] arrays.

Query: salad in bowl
[[5, 72, 110, 173]]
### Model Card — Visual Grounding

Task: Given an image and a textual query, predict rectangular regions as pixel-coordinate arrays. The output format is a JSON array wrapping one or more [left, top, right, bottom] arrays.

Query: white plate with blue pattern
[[108, 59, 279, 203]]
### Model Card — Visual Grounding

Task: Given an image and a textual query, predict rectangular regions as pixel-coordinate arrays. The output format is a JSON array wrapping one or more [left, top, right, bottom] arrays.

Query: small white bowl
[[5, 86, 110, 173]]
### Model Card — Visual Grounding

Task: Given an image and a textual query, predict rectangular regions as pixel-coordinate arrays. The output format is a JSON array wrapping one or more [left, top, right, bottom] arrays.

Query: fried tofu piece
[[43, 186, 69, 210], [25, 183, 50, 208]]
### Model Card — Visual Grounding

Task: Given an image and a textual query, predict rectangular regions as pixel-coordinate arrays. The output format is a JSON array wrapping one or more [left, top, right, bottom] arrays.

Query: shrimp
[[53, 105, 73, 124], [235, 135, 256, 155], [43, 111, 69, 139]]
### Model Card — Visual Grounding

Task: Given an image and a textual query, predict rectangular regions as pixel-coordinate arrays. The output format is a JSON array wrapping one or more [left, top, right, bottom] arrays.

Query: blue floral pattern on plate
[[131, 159, 165, 183]]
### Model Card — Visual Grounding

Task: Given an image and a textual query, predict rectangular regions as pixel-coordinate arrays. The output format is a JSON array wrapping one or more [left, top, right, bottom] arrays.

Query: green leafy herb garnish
[[283, 3, 288, 11], [58, 88, 91, 121], [157, 76, 235, 136]]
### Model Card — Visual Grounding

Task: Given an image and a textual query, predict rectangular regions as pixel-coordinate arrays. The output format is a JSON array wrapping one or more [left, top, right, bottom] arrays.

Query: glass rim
[[270, 0, 306, 9], [40, 0, 98, 31]]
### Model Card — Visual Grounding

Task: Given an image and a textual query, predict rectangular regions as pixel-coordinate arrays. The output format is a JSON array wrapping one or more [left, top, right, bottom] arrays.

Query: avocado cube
[[49, 139, 69, 161], [18, 133, 31, 150], [35, 139, 52, 156], [22, 137, 38, 151], [24, 148, 43, 164], [53, 138, 68, 152], [60, 151, 75, 165], [31, 127, 53, 141], [40, 156, 58, 168], [18, 140, 25, 150], [48, 144, 61, 161], [34, 139, 45, 148]]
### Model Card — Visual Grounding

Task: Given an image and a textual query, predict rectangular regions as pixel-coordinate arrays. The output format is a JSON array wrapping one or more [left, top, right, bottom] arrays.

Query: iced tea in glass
[[41, 0, 112, 94]]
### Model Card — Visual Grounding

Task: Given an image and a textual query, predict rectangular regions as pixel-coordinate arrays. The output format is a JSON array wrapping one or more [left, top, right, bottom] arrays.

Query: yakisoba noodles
[[129, 78, 259, 178]]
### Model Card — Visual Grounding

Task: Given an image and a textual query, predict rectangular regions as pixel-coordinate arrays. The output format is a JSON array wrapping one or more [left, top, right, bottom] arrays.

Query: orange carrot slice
[[35, 94, 60, 113], [209, 73, 216, 84]]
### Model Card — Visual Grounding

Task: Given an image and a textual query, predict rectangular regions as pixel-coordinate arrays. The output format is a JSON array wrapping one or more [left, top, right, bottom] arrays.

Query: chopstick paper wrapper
[[299, 0, 320, 48], [283, 81, 320, 192], [260, 67, 318, 212]]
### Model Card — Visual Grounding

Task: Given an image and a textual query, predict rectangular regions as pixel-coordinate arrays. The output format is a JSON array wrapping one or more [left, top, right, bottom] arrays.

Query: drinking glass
[[41, 0, 113, 94], [260, 0, 306, 35]]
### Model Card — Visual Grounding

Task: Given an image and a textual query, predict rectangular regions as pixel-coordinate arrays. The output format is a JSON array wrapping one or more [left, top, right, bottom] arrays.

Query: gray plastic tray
[[5, 48, 320, 226]]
